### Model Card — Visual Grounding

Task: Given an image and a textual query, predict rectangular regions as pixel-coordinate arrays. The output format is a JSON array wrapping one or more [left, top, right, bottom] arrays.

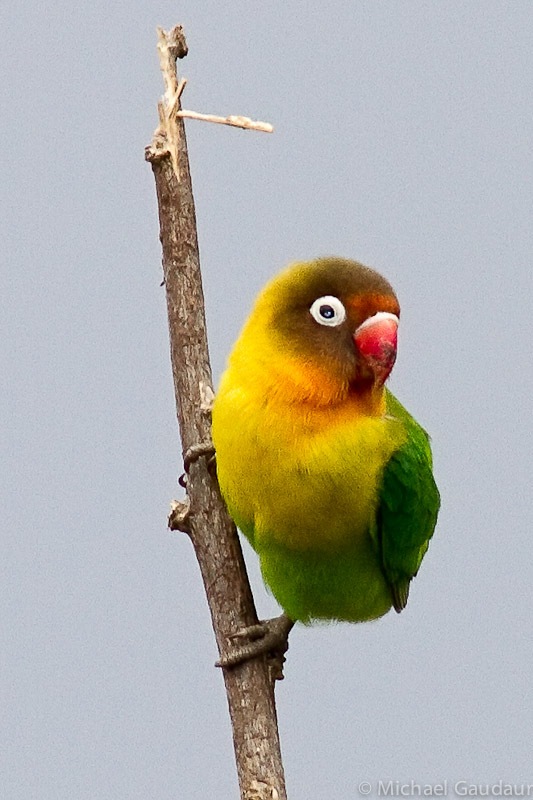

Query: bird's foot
[[178, 440, 216, 487], [216, 614, 294, 680]]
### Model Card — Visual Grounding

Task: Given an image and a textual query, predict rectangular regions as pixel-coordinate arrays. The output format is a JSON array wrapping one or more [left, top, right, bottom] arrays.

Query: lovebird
[[212, 257, 439, 664]]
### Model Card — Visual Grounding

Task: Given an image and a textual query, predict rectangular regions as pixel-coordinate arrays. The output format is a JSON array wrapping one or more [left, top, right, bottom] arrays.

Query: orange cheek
[[347, 293, 400, 321]]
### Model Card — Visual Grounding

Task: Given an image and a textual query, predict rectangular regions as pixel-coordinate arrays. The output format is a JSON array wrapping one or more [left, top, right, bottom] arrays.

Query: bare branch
[[177, 109, 274, 133], [145, 24, 288, 800]]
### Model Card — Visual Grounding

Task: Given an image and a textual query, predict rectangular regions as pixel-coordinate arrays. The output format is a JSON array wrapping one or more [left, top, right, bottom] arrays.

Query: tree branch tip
[[156, 24, 188, 60], [168, 496, 191, 532]]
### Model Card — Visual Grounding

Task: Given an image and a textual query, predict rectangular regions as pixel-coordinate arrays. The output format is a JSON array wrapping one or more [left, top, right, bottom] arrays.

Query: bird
[[212, 257, 440, 666]]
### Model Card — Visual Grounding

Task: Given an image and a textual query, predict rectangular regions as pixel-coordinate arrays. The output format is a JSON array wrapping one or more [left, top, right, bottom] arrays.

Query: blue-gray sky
[[2, 2, 532, 799]]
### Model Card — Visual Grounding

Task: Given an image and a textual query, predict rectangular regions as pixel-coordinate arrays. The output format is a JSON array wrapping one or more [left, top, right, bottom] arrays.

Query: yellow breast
[[212, 361, 406, 552]]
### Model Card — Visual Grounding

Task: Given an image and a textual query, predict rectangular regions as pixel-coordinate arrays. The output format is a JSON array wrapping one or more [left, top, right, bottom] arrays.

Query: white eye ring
[[309, 295, 347, 327]]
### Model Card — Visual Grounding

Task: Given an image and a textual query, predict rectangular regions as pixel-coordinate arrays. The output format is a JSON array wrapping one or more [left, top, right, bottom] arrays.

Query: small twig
[[167, 77, 188, 119], [177, 109, 274, 133], [176, 77, 187, 99], [168, 497, 191, 533]]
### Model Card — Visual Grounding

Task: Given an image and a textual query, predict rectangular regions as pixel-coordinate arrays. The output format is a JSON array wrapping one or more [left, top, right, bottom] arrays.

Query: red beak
[[354, 312, 399, 384]]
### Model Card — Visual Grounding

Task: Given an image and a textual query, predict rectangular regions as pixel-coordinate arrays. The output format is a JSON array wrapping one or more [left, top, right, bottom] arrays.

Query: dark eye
[[309, 295, 346, 327]]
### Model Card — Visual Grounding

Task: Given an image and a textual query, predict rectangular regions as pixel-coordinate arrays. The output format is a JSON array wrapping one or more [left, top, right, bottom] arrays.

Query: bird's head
[[233, 257, 400, 407]]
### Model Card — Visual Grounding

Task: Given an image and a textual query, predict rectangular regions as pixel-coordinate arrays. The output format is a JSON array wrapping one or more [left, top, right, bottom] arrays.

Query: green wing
[[378, 391, 440, 612]]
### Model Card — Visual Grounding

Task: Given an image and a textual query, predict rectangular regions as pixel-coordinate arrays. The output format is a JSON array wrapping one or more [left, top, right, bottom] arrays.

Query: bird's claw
[[228, 622, 271, 642], [216, 614, 294, 679]]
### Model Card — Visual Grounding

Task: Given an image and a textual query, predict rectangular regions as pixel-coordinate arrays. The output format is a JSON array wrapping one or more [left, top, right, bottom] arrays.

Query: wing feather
[[378, 392, 440, 612]]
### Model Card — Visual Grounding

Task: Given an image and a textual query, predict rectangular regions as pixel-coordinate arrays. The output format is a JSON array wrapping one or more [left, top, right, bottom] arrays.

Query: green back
[[378, 391, 440, 611]]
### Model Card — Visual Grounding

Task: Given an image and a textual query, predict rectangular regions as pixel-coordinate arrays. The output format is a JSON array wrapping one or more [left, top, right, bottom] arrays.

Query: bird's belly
[[222, 411, 403, 552], [251, 466, 374, 551], [259, 535, 392, 623], [214, 397, 405, 622]]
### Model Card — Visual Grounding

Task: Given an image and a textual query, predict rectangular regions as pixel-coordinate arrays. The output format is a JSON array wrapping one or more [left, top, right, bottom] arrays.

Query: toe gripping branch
[[169, 440, 215, 533], [216, 614, 295, 680], [179, 440, 216, 488]]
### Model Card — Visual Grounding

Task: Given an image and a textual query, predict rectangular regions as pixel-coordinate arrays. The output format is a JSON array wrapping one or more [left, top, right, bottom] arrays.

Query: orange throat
[[257, 354, 386, 420]]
